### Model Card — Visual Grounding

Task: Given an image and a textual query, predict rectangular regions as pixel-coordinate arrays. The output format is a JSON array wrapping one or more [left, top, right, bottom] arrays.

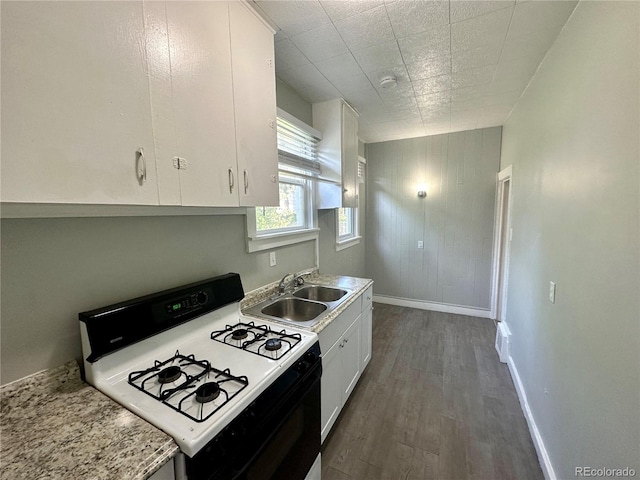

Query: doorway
[[491, 165, 513, 323]]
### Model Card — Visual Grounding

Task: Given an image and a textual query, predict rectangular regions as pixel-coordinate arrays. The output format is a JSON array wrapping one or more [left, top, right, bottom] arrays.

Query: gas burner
[[158, 365, 182, 384], [211, 322, 302, 360], [195, 382, 221, 403], [264, 338, 281, 351], [128, 351, 249, 423], [232, 328, 248, 340]]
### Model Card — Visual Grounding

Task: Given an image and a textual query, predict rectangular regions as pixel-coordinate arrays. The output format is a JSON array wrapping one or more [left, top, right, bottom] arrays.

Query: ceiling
[[251, 0, 577, 143]]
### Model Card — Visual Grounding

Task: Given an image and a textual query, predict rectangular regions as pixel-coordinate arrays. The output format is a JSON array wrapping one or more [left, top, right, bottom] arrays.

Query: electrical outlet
[[549, 281, 556, 303], [269, 251, 276, 267], [417, 241, 424, 249]]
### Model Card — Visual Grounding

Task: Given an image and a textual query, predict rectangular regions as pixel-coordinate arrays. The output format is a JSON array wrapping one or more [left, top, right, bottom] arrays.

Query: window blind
[[277, 117, 321, 176]]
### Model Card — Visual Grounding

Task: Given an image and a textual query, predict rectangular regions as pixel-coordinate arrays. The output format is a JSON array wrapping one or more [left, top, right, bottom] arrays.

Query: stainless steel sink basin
[[293, 285, 348, 302], [260, 297, 327, 322]]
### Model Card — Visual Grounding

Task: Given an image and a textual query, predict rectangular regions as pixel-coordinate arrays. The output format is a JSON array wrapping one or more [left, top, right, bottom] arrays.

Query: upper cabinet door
[[341, 104, 359, 208], [229, 3, 279, 207], [164, 1, 239, 207], [1, 1, 159, 205]]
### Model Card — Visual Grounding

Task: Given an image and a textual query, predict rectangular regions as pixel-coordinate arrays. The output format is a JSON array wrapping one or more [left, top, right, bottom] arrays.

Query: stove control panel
[[165, 290, 209, 315]]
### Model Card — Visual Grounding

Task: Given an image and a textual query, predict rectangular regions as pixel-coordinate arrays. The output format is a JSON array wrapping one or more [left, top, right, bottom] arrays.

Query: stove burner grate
[[211, 322, 302, 360], [127, 351, 248, 423]]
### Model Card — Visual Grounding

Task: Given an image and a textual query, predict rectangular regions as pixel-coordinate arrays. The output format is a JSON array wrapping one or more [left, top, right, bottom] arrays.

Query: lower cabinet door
[[341, 315, 362, 402], [361, 304, 372, 369], [320, 339, 342, 443]]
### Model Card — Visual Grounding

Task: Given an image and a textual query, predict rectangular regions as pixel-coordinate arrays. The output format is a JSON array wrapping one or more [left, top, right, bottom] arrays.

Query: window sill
[[247, 228, 320, 253], [336, 235, 361, 252]]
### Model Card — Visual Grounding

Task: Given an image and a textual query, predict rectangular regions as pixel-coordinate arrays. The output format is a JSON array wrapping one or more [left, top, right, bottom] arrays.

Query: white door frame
[[490, 165, 513, 321]]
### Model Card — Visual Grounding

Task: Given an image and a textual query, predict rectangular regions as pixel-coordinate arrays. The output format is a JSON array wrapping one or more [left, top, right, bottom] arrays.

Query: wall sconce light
[[417, 190, 427, 198]]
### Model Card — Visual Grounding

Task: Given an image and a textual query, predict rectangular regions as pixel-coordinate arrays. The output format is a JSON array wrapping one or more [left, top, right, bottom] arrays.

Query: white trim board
[[507, 354, 557, 480], [372, 295, 491, 318]]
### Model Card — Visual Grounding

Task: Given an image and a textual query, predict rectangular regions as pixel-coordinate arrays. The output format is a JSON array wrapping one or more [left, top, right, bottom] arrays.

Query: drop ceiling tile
[[416, 91, 451, 108], [451, 6, 513, 52], [255, 1, 332, 37], [398, 24, 451, 64], [450, 1, 515, 23], [274, 39, 310, 73], [320, 0, 384, 22], [352, 40, 405, 73], [507, 1, 577, 39], [330, 73, 376, 96], [277, 64, 340, 103], [406, 54, 452, 82], [452, 64, 496, 89], [334, 5, 395, 51], [412, 74, 452, 96], [452, 42, 502, 72], [315, 53, 364, 83], [419, 107, 451, 123], [385, 0, 449, 38], [289, 23, 349, 62]]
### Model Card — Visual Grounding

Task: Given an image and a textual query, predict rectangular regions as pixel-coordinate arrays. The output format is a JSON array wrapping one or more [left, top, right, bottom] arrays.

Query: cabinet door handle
[[228, 168, 234, 194], [344, 337, 349, 344], [243, 169, 249, 194], [136, 148, 146, 184]]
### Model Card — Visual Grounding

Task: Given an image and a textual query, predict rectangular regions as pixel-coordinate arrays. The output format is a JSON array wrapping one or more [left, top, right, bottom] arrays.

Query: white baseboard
[[372, 295, 492, 318], [507, 355, 557, 480]]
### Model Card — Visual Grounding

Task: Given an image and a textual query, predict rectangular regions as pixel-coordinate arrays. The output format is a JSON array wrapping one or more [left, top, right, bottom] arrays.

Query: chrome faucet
[[277, 273, 292, 295], [293, 271, 310, 287]]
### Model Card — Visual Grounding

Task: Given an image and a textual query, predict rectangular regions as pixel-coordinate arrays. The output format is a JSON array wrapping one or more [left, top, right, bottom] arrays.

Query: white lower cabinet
[[360, 286, 373, 369], [320, 284, 373, 443]]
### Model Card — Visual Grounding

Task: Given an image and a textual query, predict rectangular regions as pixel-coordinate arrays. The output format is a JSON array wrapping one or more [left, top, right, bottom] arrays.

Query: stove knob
[[304, 351, 317, 363], [295, 361, 307, 373], [197, 291, 208, 304]]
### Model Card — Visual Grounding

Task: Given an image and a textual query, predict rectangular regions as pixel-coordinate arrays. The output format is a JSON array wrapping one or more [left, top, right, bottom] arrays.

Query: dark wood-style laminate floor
[[321, 303, 544, 480]]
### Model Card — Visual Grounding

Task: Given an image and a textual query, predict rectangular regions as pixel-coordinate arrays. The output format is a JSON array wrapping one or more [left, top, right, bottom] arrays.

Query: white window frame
[[336, 206, 361, 251], [246, 110, 321, 253]]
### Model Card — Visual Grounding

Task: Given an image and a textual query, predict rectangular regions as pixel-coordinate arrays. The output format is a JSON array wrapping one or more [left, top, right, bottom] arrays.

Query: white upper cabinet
[[145, 1, 239, 207], [229, 2, 279, 207], [312, 99, 359, 209], [1, 1, 159, 205], [1, 1, 278, 210]]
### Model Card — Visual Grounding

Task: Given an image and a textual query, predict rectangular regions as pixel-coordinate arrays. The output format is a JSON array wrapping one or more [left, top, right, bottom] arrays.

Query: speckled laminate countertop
[[0, 361, 178, 480], [241, 271, 374, 333]]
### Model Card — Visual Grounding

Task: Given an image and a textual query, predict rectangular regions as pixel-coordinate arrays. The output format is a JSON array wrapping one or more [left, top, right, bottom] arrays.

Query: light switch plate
[[549, 281, 556, 303], [269, 251, 276, 267], [418, 241, 424, 249]]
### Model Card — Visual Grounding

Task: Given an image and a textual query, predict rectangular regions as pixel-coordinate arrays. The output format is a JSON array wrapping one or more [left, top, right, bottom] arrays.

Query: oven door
[[186, 359, 321, 480]]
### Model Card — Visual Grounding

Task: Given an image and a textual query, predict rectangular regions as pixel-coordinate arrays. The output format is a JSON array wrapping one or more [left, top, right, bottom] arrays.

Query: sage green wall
[[500, 2, 639, 477], [0, 215, 315, 384], [276, 78, 312, 125], [365, 127, 501, 310]]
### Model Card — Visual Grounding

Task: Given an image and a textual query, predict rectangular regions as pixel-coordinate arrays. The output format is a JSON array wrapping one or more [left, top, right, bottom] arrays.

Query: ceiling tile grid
[[254, 0, 578, 143]]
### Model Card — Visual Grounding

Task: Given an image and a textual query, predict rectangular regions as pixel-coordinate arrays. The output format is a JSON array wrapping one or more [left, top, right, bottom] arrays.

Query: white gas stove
[[80, 274, 321, 480]]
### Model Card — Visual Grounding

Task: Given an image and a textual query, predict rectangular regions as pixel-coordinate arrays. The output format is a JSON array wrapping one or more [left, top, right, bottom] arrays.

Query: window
[[338, 207, 355, 238], [255, 174, 310, 234], [335, 157, 365, 251], [246, 109, 322, 252], [336, 206, 360, 251]]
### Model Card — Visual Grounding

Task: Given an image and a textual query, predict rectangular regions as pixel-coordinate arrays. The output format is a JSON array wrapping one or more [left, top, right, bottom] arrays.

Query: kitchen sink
[[293, 285, 347, 302], [260, 297, 327, 322]]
